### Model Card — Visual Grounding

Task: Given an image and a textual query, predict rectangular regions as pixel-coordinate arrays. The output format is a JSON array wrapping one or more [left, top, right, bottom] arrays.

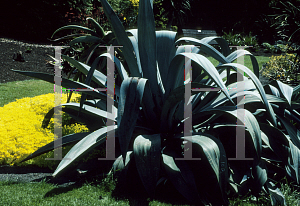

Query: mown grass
[[1, 64, 300, 205], [206, 55, 270, 78], [0, 172, 299, 206], [0, 79, 80, 107]]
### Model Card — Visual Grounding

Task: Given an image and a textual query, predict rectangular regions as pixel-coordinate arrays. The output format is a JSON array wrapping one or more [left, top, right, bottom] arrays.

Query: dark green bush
[[0, 0, 94, 43]]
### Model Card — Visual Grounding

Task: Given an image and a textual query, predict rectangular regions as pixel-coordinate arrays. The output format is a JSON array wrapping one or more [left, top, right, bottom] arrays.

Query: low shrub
[[223, 31, 258, 46], [262, 53, 300, 83]]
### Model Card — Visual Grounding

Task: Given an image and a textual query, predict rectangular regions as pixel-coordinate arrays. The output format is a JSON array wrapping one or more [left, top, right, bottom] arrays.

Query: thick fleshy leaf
[[41, 103, 116, 130], [83, 99, 108, 111], [160, 82, 218, 132], [79, 52, 104, 113], [197, 79, 256, 112], [138, 0, 163, 108], [100, 0, 141, 77], [251, 160, 268, 196], [51, 33, 84, 42], [264, 84, 281, 97], [181, 133, 229, 205], [259, 123, 290, 163], [218, 63, 277, 127], [225, 49, 259, 78], [126, 29, 142, 75], [175, 37, 229, 65], [98, 53, 129, 81], [288, 141, 300, 184], [292, 84, 300, 100], [269, 80, 294, 106], [276, 114, 300, 150], [133, 134, 161, 197], [156, 30, 177, 85], [61, 54, 106, 87], [51, 25, 98, 38], [87, 17, 106, 38], [19, 132, 91, 163], [79, 42, 103, 65], [10, 69, 110, 103], [52, 125, 117, 177], [117, 78, 148, 162], [265, 180, 287, 206], [69, 36, 104, 47], [162, 153, 203, 205], [110, 151, 133, 177], [195, 106, 262, 164], [165, 53, 234, 106], [200, 36, 231, 57]]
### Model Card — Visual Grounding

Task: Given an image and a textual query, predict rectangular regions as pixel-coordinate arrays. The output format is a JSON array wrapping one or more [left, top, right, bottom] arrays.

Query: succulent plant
[[11, 0, 300, 205]]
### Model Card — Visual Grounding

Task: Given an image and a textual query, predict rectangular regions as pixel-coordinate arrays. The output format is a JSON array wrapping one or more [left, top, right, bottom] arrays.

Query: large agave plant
[[12, 0, 300, 205]]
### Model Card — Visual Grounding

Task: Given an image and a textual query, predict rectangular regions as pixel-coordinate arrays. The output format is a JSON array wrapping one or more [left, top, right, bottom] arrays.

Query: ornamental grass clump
[[11, 0, 300, 205], [0, 93, 89, 168]]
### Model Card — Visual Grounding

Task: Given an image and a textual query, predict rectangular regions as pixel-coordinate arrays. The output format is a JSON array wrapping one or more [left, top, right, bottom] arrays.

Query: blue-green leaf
[[61, 54, 106, 87], [162, 153, 203, 205], [87, 17, 106, 38], [269, 80, 294, 106], [53, 125, 117, 177], [100, 0, 141, 77], [69, 36, 104, 47], [10, 70, 110, 103], [51, 25, 98, 38], [219, 63, 277, 127], [19, 132, 91, 163], [138, 0, 163, 108], [133, 134, 161, 197], [117, 78, 147, 162], [156, 31, 177, 85]]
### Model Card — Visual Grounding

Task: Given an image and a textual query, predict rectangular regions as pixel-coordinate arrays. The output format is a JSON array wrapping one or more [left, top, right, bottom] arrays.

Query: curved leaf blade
[[87, 17, 106, 38], [117, 78, 147, 162], [133, 134, 161, 197], [51, 25, 98, 38], [53, 125, 117, 177], [10, 70, 110, 104], [19, 132, 91, 163], [69, 36, 104, 47], [100, 0, 141, 77], [219, 63, 277, 127], [162, 153, 203, 205]]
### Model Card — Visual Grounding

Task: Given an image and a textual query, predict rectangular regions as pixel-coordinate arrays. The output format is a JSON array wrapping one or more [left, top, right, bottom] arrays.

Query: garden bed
[[0, 38, 74, 84]]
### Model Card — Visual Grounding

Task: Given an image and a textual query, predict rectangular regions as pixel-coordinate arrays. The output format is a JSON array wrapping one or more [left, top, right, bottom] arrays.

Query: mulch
[[0, 37, 73, 84]]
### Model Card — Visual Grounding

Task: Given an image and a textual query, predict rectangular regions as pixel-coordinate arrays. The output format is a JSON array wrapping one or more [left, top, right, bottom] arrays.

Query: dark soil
[[0, 37, 73, 84], [0, 165, 79, 187]]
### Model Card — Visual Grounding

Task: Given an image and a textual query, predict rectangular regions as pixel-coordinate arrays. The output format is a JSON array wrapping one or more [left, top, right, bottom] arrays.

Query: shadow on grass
[[100, 156, 194, 206]]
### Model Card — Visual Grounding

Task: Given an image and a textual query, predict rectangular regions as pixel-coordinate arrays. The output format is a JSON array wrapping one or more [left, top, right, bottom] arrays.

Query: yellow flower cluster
[[129, 0, 139, 7], [262, 53, 297, 81], [0, 93, 89, 167]]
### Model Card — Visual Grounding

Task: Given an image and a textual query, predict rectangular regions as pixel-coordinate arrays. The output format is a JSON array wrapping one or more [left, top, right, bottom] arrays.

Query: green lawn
[[206, 55, 270, 78], [0, 79, 80, 107]]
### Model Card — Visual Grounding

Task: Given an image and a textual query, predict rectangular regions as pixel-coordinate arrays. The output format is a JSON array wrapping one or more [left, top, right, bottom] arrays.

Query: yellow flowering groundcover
[[262, 53, 299, 82], [0, 93, 90, 168]]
